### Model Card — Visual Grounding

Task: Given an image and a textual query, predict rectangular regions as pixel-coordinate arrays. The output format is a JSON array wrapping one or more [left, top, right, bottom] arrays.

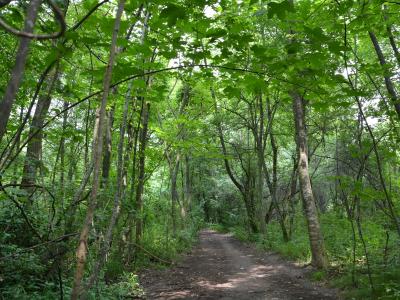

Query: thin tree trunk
[[125, 9, 151, 262], [134, 101, 150, 246], [170, 154, 180, 237], [85, 77, 130, 293], [183, 154, 191, 217], [211, 87, 258, 232], [21, 65, 59, 195], [125, 111, 140, 265], [243, 189, 258, 233], [59, 101, 68, 208], [84, 102, 92, 167], [0, 0, 42, 142], [65, 162, 94, 235], [101, 106, 115, 186], [288, 157, 298, 238], [267, 99, 289, 241], [383, 7, 400, 68], [291, 91, 328, 269], [203, 190, 211, 222], [12, 106, 24, 184], [368, 31, 400, 118], [386, 26, 400, 68], [255, 94, 265, 233], [70, 0, 125, 297], [67, 120, 79, 183]]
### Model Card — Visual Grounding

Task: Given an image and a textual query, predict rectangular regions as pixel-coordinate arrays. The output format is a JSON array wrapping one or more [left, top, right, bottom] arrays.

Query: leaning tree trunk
[[70, 0, 126, 298], [383, 8, 400, 68], [368, 31, 400, 118], [0, 0, 42, 142], [291, 91, 328, 269], [85, 76, 131, 292]]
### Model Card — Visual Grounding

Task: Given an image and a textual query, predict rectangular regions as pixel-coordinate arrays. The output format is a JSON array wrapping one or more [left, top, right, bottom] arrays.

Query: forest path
[[139, 230, 339, 299]]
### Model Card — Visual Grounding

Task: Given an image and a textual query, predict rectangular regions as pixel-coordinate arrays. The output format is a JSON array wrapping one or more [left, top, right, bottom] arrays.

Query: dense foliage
[[0, 0, 399, 299]]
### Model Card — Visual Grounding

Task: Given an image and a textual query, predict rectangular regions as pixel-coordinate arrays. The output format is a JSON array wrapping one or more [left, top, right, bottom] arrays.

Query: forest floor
[[139, 230, 340, 299]]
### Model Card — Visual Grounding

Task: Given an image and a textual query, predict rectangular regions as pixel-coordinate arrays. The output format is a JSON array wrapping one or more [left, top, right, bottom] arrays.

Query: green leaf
[[159, 4, 186, 26], [267, 0, 295, 20], [251, 45, 267, 57], [223, 86, 241, 98], [133, 79, 147, 89], [206, 28, 227, 39]]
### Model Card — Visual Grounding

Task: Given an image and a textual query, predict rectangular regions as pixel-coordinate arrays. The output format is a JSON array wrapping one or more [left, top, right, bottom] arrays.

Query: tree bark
[[60, 101, 68, 188], [255, 94, 266, 233], [70, 0, 126, 297], [134, 101, 150, 246], [183, 154, 191, 217], [21, 64, 59, 195], [101, 106, 115, 186], [0, 0, 42, 142], [170, 154, 180, 237], [291, 91, 328, 269], [85, 75, 131, 293], [125, 108, 140, 265]]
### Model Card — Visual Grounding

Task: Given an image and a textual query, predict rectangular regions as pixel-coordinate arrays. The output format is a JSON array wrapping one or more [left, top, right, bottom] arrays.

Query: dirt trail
[[139, 230, 339, 299]]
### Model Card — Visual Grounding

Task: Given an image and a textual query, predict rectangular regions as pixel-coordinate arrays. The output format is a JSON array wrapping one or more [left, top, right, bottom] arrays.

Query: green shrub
[[107, 272, 144, 299], [225, 210, 400, 299]]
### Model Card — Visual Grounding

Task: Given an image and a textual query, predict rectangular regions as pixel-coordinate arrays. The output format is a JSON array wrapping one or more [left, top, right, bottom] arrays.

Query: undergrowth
[[0, 206, 203, 299], [212, 211, 400, 300]]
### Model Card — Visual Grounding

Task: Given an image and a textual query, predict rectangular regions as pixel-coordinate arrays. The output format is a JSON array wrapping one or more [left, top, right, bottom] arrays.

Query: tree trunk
[[203, 191, 211, 222], [288, 156, 298, 238], [243, 190, 258, 234], [183, 154, 191, 218], [261, 115, 285, 239], [70, 0, 125, 297], [170, 154, 180, 237], [211, 87, 258, 233], [134, 101, 150, 246], [384, 8, 400, 68], [21, 65, 59, 195], [101, 106, 115, 186], [368, 31, 400, 118], [59, 101, 68, 207], [266, 98, 288, 241], [0, 0, 42, 142], [12, 106, 24, 184], [85, 76, 130, 292], [255, 94, 265, 233], [125, 109, 140, 266], [291, 91, 328, 269]]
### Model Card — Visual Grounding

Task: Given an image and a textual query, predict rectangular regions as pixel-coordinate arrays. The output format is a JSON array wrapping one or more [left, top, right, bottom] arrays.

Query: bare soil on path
[[139, 230, 339, 299]]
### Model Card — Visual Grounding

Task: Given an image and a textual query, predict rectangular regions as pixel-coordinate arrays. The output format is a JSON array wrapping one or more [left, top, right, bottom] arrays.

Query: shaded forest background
[[0, 0, 399, 299]]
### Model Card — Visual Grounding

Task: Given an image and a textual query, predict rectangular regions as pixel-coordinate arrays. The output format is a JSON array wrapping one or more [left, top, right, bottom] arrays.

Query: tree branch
[[0, 0, 66, 40]]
